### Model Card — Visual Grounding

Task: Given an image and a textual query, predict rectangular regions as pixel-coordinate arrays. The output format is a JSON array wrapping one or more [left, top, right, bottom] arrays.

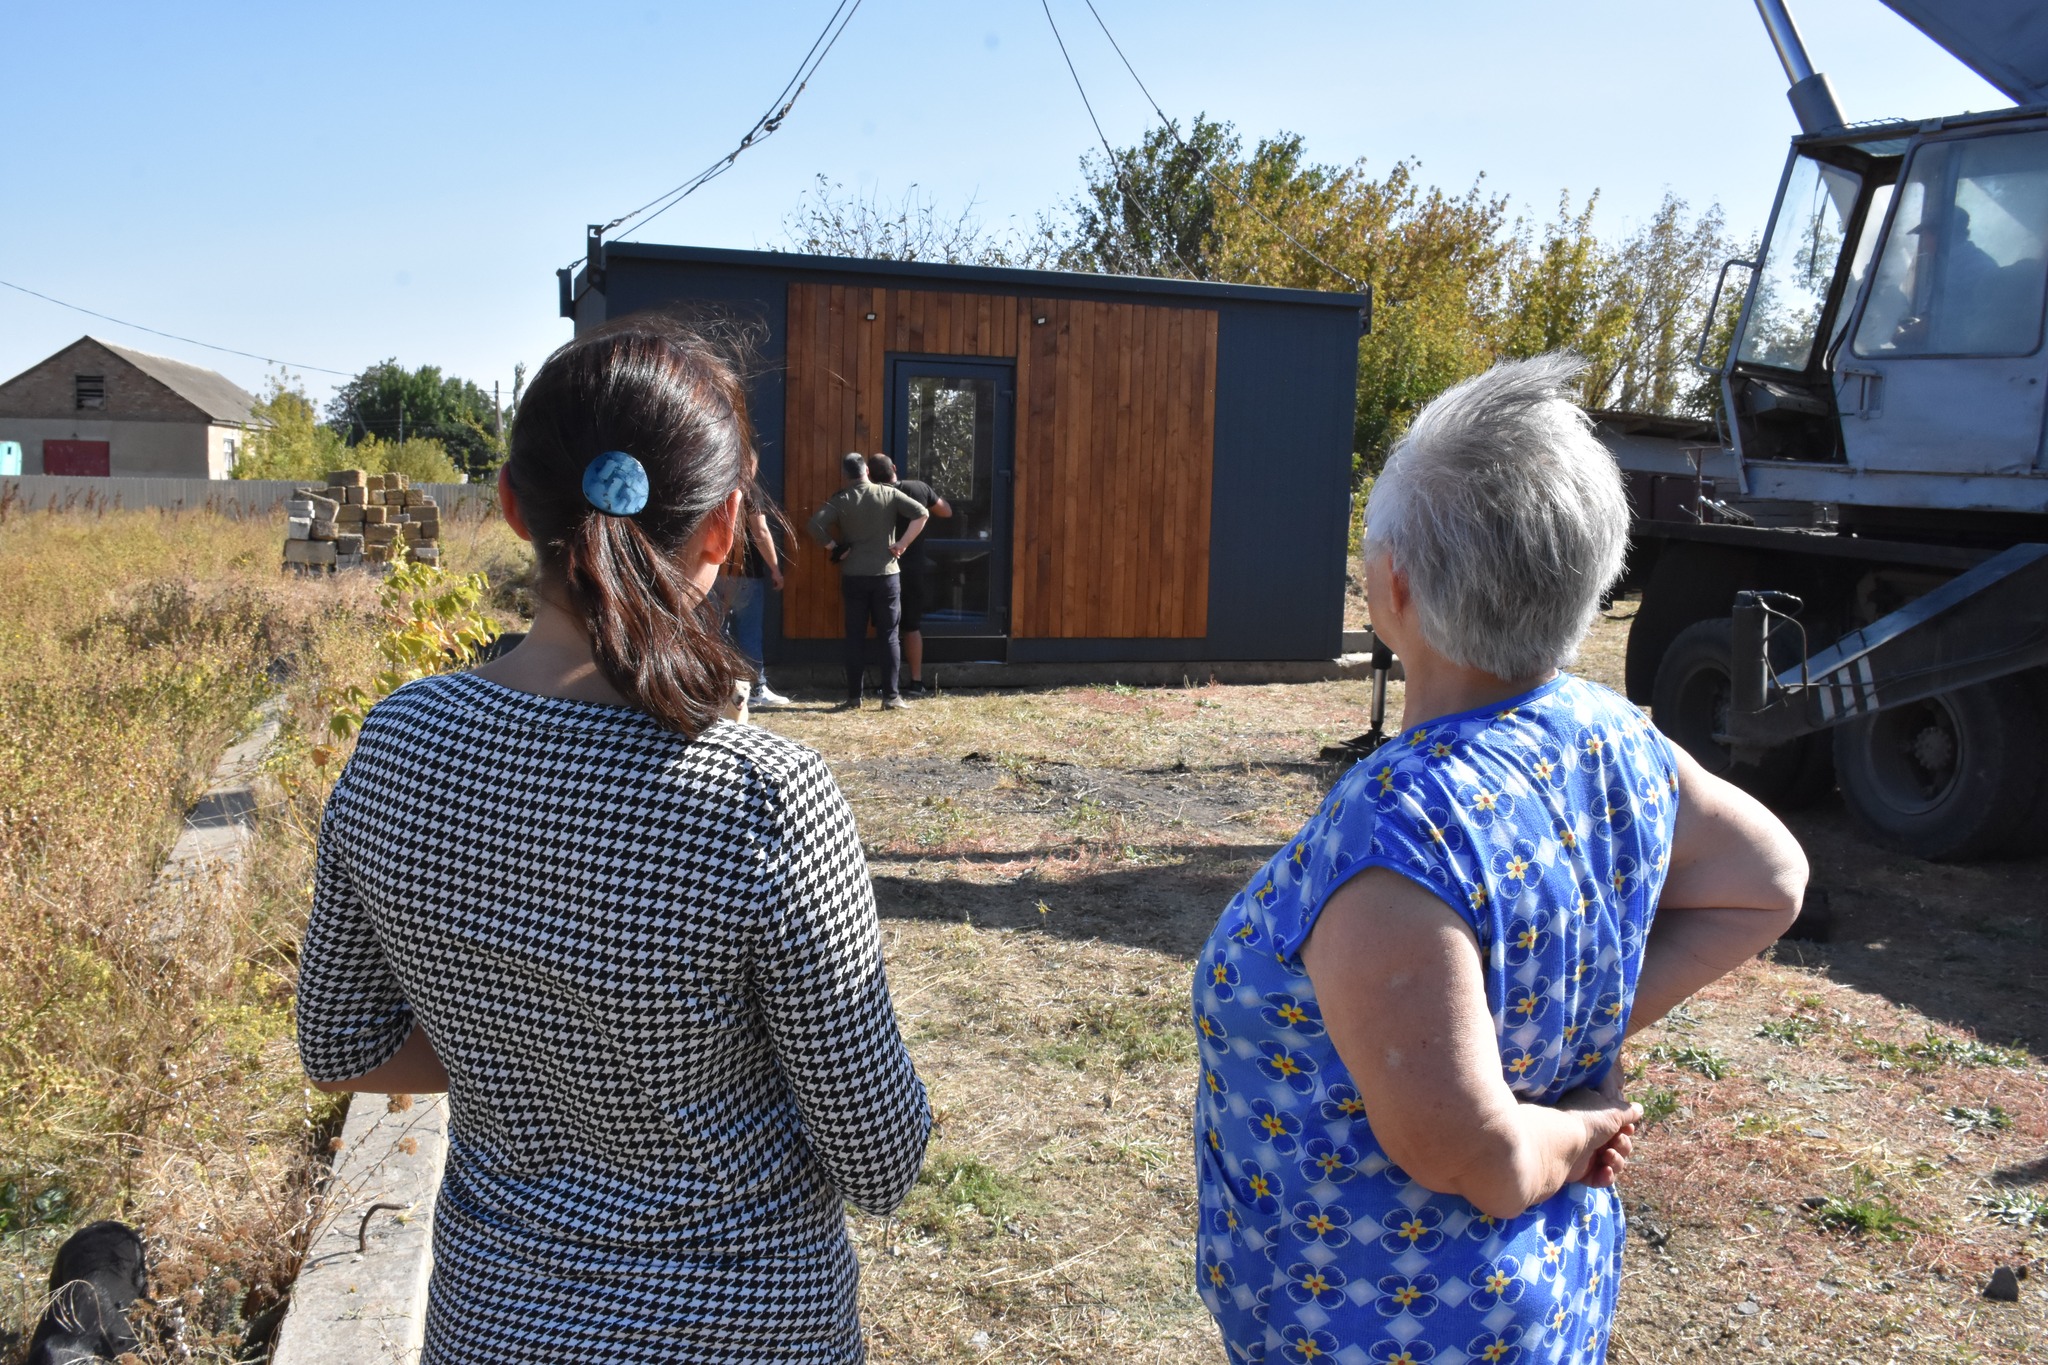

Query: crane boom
[[1879, 0, 2048, 105]]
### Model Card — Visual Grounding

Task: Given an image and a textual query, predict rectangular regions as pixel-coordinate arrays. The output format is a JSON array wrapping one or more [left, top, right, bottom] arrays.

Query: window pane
[[905, 547, 991, 627], [905, 375, 994, 540], [1826, 182, 1892, 358], [1854, 130, 2048, 358], [1738, 156, 1864, 370]]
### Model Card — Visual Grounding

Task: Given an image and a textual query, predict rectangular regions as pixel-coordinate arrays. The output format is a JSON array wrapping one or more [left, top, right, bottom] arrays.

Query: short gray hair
[[1365, 353, 1628, 680]]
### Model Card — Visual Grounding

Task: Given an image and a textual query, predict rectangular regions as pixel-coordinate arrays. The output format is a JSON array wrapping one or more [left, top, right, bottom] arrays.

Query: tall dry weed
[[0, 506, 529, 1361]]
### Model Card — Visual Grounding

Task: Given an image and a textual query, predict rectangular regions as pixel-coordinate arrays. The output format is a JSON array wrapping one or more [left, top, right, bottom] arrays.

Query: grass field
[[0, 501, 527, 1363], [4, 506, 2042, 1363], [753, 602, 2048, 1365]]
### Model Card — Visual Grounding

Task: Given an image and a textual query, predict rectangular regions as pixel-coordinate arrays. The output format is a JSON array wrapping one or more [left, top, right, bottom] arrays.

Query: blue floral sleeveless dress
[[1193, 675, 1678, 1365]]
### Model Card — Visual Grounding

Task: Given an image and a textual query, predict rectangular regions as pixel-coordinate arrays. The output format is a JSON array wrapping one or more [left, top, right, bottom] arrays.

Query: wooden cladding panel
[[783, 284, 1017, 638], [781, 282, 1215, 641], [1011, 297, 1216, 639]]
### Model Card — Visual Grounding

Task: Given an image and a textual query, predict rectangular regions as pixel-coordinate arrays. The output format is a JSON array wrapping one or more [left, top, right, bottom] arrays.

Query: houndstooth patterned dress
[[298, 672, 931, 1364]]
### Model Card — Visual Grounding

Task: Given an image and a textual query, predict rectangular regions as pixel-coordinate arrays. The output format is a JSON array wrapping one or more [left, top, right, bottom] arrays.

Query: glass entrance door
[[890, 358, 1014, 642]]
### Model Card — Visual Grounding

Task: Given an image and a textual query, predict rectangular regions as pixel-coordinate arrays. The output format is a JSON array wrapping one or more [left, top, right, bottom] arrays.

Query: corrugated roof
[[96, 338, 258, 424]]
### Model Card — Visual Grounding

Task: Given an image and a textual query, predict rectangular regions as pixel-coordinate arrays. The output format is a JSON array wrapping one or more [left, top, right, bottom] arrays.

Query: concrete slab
[[271, 1092, 448, 1365], [144, 696, 286, 983]]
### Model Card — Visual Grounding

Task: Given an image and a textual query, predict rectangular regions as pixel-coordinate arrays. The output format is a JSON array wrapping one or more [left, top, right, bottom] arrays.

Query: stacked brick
[[282, 470, 444, 571]]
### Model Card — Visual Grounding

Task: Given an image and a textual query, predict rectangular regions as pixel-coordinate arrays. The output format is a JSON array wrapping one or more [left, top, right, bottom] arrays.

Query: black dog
[[25, 1221, 148, 1365]]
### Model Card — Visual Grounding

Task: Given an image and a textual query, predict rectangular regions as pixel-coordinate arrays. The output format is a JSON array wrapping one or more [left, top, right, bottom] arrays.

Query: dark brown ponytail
[[507, 322, 765, 735]]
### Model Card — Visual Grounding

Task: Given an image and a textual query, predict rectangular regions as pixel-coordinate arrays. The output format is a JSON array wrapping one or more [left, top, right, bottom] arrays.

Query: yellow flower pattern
[[1193, 676, 1677, 1365]]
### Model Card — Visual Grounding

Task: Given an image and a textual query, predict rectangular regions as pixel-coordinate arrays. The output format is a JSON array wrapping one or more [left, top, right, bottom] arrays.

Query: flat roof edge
[[598, 241, 1369, 310], [1793, 100, 2047, 148]]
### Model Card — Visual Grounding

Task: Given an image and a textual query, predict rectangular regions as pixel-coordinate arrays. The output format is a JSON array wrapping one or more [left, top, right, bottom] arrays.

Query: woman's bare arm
[[1302, 869, 1640, 1221], [1627, 742, 1808, 1037]]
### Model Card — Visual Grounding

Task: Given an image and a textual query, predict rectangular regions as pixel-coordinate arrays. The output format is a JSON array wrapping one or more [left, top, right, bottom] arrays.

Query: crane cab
[[1723, 114, 2048, 500]]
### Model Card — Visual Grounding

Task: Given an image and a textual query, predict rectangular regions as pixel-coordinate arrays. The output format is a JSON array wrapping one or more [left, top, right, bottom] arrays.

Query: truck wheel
[[1651, 618, 1834, 808], [1625, 543, 1749, 704], [1832, 677, 2044, 861]]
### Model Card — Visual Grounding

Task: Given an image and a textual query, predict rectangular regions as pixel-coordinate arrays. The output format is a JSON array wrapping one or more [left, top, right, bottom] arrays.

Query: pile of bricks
[[283, 470, 443, 571]]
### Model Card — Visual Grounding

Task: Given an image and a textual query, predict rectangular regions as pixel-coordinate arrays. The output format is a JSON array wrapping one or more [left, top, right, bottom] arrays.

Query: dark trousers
[[841, 574, 902, 701]]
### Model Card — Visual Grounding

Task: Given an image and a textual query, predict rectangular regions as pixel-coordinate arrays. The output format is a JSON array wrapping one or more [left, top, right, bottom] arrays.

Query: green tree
[[785, 119, 1747, 478], [1072, 119, 1517, 475], [232, 372, 461, 482], [326, 361, 503, 480], [1498, 194, 1632, 390], [350, 433, 462, 483], [232, 375, 350, 479], [781, 175, 1058, 267], [1587, 195, 1735, 415], [1063, 114, 1238, 278]]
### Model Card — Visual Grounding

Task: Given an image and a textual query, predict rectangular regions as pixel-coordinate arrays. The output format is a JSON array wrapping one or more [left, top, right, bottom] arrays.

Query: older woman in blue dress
[[1193, 354, 1806, 1364]]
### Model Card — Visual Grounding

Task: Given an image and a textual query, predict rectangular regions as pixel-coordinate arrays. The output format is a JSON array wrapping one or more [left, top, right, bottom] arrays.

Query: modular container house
[[562, 244, 1365, 668]]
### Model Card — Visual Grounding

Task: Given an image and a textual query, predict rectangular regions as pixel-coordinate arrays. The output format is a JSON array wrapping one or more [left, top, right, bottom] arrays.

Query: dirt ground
[[752, 600, 2048, 1364]]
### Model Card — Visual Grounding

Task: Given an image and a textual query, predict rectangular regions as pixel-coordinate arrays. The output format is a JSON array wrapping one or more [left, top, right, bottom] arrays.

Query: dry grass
[[753, 599, 2048, 1364], [9, 501, 2039, 1363], [0, 501, 528, 1363]]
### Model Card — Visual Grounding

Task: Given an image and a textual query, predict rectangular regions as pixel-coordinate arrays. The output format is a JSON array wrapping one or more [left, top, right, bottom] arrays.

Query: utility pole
[[398, 397, 404, 446], [493, 381, 502, 439]]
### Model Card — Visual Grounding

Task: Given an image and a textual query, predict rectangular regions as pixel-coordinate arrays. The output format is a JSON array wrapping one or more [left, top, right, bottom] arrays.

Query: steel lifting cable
[[569, 0, 867, 267], [1079, 0, 1365, 291], [1038, 0, 1205, 280]]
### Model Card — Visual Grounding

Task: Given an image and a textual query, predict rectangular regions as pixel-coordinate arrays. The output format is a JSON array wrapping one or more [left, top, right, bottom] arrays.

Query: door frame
[[884, 354, 1017, 640]]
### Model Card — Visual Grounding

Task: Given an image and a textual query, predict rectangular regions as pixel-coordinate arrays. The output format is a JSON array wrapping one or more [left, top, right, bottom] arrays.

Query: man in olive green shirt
[[808, 452, 928, 708]]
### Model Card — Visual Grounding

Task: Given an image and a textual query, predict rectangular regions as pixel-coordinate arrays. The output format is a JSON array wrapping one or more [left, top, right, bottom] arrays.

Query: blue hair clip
[[583, 449, 650, 516]]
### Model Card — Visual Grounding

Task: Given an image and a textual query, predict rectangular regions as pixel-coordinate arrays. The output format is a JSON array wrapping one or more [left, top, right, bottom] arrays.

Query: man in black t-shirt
[[867, 454, 951, 693]]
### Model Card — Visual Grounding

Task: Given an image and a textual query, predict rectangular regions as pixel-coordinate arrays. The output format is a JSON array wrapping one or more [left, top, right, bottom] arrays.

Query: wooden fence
[[0, 475, 495, 517]]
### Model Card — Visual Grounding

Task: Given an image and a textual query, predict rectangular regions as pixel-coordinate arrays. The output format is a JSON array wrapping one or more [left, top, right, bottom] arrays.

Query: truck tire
[[1626, 543, 1750, 704], [1832, 677, 2044, 861], [1651, 618, 1834, 809]]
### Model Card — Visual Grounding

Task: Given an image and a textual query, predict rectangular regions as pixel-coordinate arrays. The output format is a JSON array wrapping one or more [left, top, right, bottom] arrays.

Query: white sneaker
[[750, 684, 792, 708]]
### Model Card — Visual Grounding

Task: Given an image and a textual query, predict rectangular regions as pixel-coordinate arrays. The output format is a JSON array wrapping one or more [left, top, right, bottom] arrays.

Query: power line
[[1078, 0, 1366, 291], [0, 277, 351, 376], [1037, 0, 1203, 280], [574, 0, 867, 263]]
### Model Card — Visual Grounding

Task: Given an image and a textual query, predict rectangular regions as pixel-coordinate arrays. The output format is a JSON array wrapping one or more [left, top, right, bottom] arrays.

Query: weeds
[[1907, 1033, 2026, 1069], [316, 558, 500, 760], [903, 1148, 1031, 1238], [0, 509, 527, 1360], [1039, 1000, 1192, 1073], [1757, 1015, 1821, 1045], [1637, 1088, 1682, 1126], [1059, 795, 1126, 843], [1853, 1029, 2028, 1074], [910, 795, 970, 849], [1649, 1043, 1731, 1080], [1851, 1033, 1938, 1073], [1972, 1188, 2048, 1228], [1943, 1104, 2013, 1135], [1808, 1194, 1921, 1240], [1733, 1112, 1785, 1138]]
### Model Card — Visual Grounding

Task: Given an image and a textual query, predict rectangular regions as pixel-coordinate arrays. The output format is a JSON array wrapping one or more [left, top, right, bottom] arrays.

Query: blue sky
[[0, 1, 2008, 411]]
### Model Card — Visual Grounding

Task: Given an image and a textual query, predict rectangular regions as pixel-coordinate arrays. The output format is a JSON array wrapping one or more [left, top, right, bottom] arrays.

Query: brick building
[[0, 336, 257, 477]]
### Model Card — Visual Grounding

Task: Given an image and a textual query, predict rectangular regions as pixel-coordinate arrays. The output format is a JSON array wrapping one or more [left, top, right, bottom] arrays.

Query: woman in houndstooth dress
[[297, 324, 930, 1363]]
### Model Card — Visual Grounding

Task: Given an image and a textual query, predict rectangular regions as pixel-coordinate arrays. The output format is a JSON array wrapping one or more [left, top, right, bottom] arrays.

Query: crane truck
[[1609, 0, 2048, 860]]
